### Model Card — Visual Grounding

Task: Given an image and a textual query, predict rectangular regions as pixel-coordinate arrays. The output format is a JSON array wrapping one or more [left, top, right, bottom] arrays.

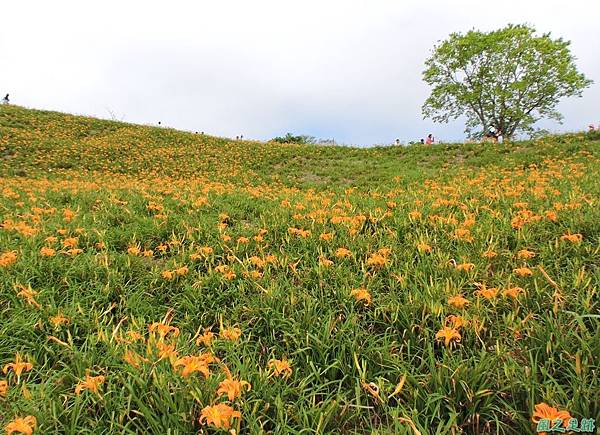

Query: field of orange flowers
[[1, 105, 599, 434]]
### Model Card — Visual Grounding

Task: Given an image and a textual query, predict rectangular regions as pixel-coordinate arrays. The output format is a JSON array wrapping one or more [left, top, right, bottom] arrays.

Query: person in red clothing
[[426, 133, 434, 144]]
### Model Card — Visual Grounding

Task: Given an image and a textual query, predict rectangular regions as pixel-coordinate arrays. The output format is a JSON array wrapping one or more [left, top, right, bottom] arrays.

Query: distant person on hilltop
[[426, 134, 434, 144], [2, 94, 9, 104], [483, 126, 499, 143], [419, 138, 425, 144]]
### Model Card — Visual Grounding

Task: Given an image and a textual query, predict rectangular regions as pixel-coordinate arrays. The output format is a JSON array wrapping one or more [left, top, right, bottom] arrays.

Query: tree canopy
[[422, 24, 592, 139]]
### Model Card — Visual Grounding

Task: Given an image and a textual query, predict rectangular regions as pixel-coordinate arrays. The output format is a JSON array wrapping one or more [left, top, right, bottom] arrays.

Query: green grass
[[0, 105, 599, 434]]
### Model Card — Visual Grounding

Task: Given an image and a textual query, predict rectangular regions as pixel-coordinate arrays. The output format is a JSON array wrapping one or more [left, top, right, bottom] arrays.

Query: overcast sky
[[2, 0, 599, 145]]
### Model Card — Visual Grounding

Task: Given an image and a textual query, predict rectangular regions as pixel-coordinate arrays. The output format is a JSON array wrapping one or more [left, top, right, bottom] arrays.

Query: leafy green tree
[[422, 24, 592, 139]]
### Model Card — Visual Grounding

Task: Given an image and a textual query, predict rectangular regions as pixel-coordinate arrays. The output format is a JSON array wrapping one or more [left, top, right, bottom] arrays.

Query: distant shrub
[[271, 133, 316, 145]]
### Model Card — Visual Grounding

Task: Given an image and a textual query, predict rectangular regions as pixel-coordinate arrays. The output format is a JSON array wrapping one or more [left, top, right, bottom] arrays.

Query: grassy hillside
[[1, 105, 599, 434]]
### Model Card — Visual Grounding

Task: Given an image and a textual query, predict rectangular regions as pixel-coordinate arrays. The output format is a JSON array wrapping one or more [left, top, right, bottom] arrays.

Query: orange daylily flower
[[417, 243, 432, 254], [75, 371, 105, 395], [268, 359, 293, 377], [220, 327, 242, 341], [335, 247, 352, 258], [475, 284, 499, 300], [0, 380, 8, 398], [374, 247, 391, 257], [3, 353, 33, 377], [350, 288, 372, 305], [127, 245, 141, 256], [319, 232, 334, 241], [12, 222, 37, 237], [448, 295, 470, 309], [223, 270, 236, 280], [62, 237, 78, 248], [248, 256, 265, 268], [482, 249, 497, 259], [319, 256, 334, 267], [123, 350, 148, 368], [264, 254, 277, 265], [196, 329, 215, 346], [503, 287, 525, 299], [63, 208, 77, 222], [161, 270, 174, 280], [215, 264, 230, 274], [408, 210, 422, 220], [531, 402, 572, 435], [455, 262, 475, 271], [288, 227, 311, 238], [330, 216, 345, 225], [125, 330, 144, 343], [544, 210, 558, 222], [517, 249, 536, 259], [5, 415, 37, 435], [173, 354, 217, 377], [453, 228, 474, 242], [560, 233, 582, 243], [154, 341, 178, 361], [15, 284, 41, 309], [217, 378, 251, 401], [0, 251, 18, 268], [435, 326, 461, 347], [199, 403, 241, 430], [49, 312, 70, 328], [199, 246, 213, 255], [245, 270, 262, 279], [40, 246, 56, 257], [253, 234, 264, 242], [514, 267, 533, 277], [446, 315, 468, 329], [366, 253, 388, 267], [148, 322, 180, 339], [175, 266, 188, 276]]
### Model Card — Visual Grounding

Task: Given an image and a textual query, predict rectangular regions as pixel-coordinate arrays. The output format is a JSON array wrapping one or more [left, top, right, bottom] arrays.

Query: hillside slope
[[1, 106, 599, 434], [2, 105, 599, 187]]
